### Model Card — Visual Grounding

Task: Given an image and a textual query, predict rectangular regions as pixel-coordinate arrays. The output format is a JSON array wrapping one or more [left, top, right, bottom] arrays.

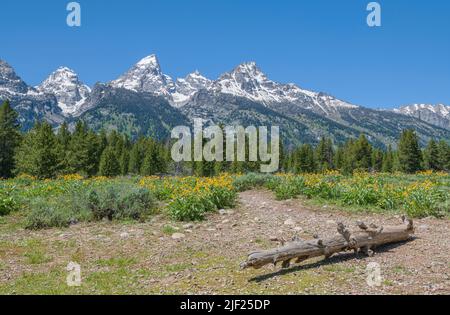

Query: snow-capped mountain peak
[[211, 62, 359, 115], [213, 62, 285, 103], [172, 70, 213, 106], [136, 54, 160, 68], [37, 67, 91, 116], [0, 60, 29, 94], [110, 54, 176, 97]]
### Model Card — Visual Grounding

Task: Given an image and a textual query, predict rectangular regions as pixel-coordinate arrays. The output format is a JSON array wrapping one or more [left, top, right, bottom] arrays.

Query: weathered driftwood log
[[240, 216, 414, 270]]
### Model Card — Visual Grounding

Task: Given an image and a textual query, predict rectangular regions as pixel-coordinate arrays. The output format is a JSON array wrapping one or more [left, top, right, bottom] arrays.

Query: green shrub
[[25, 183, 157, 229], [168, 186, 237, 221], [233, 173, 275, 192], [403, 188, 441, 218], [0, 187, 19, 216], [25, 196, 92, 229], [87, 184, 156, 221], [168, 194, 214, 221], [274, 176, 305, 200]]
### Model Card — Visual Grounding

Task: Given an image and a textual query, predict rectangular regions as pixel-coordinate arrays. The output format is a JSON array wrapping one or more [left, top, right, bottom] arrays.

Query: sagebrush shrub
[[232, 173, 275, 192], [25, 183, 156, 229], [83, 184, 157, 221]]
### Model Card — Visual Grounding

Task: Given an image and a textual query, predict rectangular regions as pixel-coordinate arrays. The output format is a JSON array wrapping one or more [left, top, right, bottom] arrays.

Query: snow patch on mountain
[[393, 104, 450, 130], [394, 104, 449, 117]]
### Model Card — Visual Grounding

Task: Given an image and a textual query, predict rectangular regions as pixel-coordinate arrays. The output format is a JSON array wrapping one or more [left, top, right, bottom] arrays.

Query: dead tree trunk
[[240, 216, 414, 270]]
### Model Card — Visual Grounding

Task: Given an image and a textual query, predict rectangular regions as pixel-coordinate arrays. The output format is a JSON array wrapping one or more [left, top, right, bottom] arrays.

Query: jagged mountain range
[[0, 55, 449, 147], [393, 104, 450, 131]]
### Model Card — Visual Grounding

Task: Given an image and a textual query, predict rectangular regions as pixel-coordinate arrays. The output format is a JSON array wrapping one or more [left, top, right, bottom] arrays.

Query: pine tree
[[141, 141, 157, 176], [0, 100, 21, 178], [397, 130, 422, 173], [66, 121, 90, 175], [334, 145, 345, 171], [382, 145, 394, 173], [119, 150, 130, 175], [353, 134, 372, 171], [341, 139, 356, 175], [15, 121, 58, 178], [296, 144, 316, 173], [315, 137, 334, 171], [84, 130, 102, 176], [98, 146, 120, 177], [128, 139, 143, 174], [56, 122, 72, 174], [423, 139, 440, 171], [371, 148, 383, 172], [437, 140, 450, 171]]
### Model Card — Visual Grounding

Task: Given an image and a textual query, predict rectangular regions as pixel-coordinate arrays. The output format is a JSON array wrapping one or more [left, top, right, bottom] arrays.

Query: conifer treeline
[[284, 133, 450, 174], [0, 100, 170, 179], [1, 100, 449, 179], [15, 120, 170, 179]]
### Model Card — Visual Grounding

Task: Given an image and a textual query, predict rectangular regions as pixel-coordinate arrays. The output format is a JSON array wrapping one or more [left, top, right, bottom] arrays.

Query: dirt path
[[1, 190, 449, 294]]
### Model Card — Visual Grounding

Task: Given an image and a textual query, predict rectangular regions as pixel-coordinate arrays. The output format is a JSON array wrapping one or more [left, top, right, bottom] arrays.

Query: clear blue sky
[[1, 0, 449, 109]]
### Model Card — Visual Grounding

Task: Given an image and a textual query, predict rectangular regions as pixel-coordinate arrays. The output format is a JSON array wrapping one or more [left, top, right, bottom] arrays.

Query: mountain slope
[[181, 90, 378, 147], [74, 84, 189, 139]]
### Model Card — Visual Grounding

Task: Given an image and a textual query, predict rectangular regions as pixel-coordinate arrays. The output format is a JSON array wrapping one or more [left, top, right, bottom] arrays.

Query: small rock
[[120, 232, 130, 239], [284, 218, 295, 226], [183, 223, 194, 229], [171, 233, 186, 240], [206, 228, 216, 232], [219, 209, 227, 215], [293, 227, 303, 232], [222, 219, 230, 224]]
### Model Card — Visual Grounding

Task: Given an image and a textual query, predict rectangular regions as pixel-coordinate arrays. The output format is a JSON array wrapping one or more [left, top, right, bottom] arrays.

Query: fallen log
[[240, 216, 414, 270]]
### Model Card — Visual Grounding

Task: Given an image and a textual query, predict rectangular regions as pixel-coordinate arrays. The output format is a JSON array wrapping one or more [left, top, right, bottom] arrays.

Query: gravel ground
[[0, 190, 449, 295]]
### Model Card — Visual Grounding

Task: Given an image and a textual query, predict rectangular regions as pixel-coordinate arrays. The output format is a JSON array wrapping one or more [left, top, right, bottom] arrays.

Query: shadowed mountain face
[[1, 56, 449, 146]]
